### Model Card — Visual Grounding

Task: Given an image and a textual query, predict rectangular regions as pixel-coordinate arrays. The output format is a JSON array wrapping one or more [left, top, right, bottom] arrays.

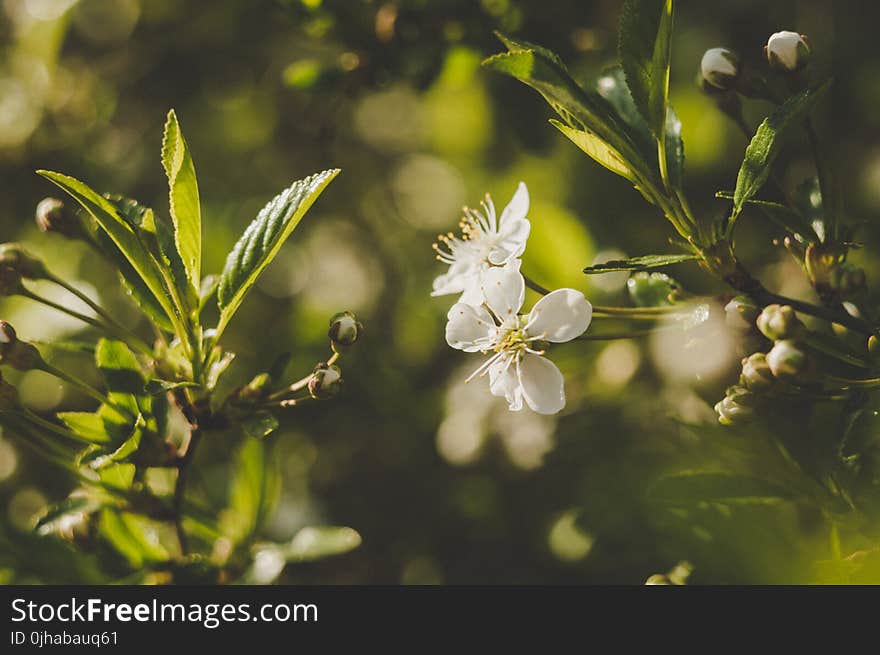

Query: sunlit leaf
[[731, 83, 830, 221], [583, 253, 698, 273], [37, 171, 180, 333], [220, 438, 281, 545], [550, 119, 635, 182], [161, 109, 201, 296], [216, 168, 340, 334]]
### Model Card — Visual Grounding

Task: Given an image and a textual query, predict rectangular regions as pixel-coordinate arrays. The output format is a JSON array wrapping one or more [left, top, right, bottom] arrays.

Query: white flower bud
[[328, 311, 361, 348], [766, 339, 809, 380], [308, 363, 342, 399], [700, 48, 740, 90], [766, 31, 811, 72]]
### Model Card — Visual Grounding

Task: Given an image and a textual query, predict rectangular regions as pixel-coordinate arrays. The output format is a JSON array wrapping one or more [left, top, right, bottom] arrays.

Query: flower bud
[[756, 304, 801, 340], [714, 394, 755, 426], [35, 197, 82, 238], [0, 243, 48, 280], [725, 295, 759, 330], [700, 48, 740, 90], [0, 321, 43, 371], [765, 31, 811, 72], [328, 311, 362, 348], [766, 339, 809, 380], [308, 363, 342, 399], [626, 272, 681, 307], [740, 353, 775, 391]]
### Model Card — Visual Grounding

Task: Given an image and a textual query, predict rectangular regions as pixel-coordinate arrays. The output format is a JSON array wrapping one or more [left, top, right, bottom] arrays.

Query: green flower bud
[[35, 197, 82, 238], [328, 311, 362, 348], [626, 272, 680, 307], [765, 31, 811, 72], [0, 321, 43, 371], [756, 304, 801, 340], [740, 353, 775, 392], [0, 243, 48, 280], [725, 295, 759, 330], [308, 363, 342, 399], [700, 48, 740, 90], [766, 339, 809, 380]]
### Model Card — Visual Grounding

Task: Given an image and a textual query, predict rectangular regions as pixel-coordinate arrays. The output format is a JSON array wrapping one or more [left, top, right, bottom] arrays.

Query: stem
[[20, 288, 153, 356], [43, 273, 153, 356], [39, 361, 113, 406], [173, 417, 202, 556], [576, 330, 658, 341], [824, 374, 880, 389]]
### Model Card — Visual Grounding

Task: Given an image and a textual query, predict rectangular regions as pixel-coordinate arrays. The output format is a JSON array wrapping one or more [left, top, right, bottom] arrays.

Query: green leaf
[[731, 83, 830, 221], [95, 339, 145, 396], [35, 496, 101, 536], [284, 526, 362, 563], [484, 35, 652, 185], [550, 119, 635, 182], [161, 109, 201, 295], [241, 411, 279, 440], [618, 0, 675, 137], [596, 66, 654, 161], [94, 231, 175, 333], [665, 105, 684, 189], [105, 195, 194, 314], [583, 253, 698, 273], [220, 438, 281, 545], [56, 412, 112, 444], [650, 471, 792, 505], [81, 414, 144, 470], [716, 190, 818, 241], [99, 509, 169, 567], [216, 169, 340, 334], [37, 171, 180, 333]]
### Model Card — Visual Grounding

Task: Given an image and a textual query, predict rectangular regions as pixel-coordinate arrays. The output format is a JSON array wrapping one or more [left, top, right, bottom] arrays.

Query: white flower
[[432, 182, 531, 305], [445, 264, 592, 415], [700, 48, 739, 90], [766, 31, 811, 72]]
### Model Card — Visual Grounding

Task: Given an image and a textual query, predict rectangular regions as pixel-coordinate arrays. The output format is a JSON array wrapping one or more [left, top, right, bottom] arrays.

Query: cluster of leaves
[[0, 110, 360, 583]]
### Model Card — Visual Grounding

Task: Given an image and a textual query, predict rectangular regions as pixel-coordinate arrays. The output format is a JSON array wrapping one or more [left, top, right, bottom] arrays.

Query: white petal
[[489, 354, 523, 411], [517, 353, 565, 415], [525, 288, 592, 343], [488, 218, 531, 265], [481, 262, 525, 321], [499, 182, 529, 228], [446, 303, 496, 352], [432, 271, 465, 296], [457, 280, 485, 306]]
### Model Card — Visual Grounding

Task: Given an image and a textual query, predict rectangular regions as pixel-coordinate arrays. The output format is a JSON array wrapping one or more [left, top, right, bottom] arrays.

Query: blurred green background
[[2, 0, 878, 584]]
